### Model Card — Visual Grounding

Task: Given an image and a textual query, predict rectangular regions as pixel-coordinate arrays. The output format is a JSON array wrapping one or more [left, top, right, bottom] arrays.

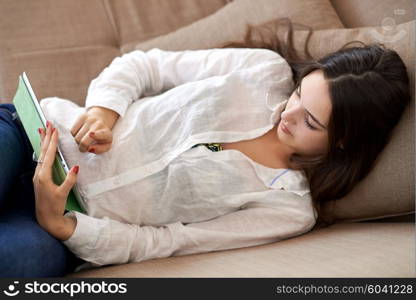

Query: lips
[[280, 121, 292, 135]]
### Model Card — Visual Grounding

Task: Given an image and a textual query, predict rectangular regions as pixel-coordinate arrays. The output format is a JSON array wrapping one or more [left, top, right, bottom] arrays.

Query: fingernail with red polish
[[46, 121, 50, 128], [89, 132, 95, 137], [52, 128, 56, 133], [73, 165, 79, 174], [38, 128, 42, 134], [88, 148, 95, 153]]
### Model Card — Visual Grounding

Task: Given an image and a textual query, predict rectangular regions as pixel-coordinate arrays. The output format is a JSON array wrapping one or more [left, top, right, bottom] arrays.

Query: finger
[[38, 121, 53, 164], [87, 142, 112, 154], [34, 127, 46, 176], [77, 127, 96, 153], [57, 165, 79, 196], [34, 121, 53, 180], [70, 113, 88, 137], [42, 126, 59, 178], [89, 128, 113, 143], [39, 127, 45, 143]]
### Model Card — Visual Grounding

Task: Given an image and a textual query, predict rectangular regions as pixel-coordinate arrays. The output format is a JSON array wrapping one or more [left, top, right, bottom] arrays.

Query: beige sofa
[[0, 0, 414, 277]]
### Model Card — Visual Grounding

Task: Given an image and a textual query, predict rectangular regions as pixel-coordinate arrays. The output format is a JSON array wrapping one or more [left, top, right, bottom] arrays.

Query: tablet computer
[[12, 72, 86, 213]]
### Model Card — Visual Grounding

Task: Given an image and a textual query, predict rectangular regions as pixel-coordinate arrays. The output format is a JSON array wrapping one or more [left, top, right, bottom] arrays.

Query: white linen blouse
[[40, 47, 317, 269]]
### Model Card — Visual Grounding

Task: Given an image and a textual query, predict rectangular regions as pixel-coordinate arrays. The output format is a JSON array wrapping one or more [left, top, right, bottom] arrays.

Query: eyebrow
[[298, 82, 327, 130]]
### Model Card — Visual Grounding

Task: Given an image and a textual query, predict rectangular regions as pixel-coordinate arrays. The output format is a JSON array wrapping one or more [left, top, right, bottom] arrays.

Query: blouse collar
[[250, 159, 310, 197]]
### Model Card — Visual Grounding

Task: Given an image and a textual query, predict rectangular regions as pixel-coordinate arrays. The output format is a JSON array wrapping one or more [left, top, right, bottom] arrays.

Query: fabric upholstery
[[65, 222, 415, 278], [0, 0, 228, 105], [131, 0, 344, 52], [108, 0, 229, 45], [330, 0, 415, 28]]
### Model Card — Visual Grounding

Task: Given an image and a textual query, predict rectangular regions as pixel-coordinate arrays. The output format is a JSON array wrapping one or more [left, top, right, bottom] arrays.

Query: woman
[[1, 19, 411, 273]]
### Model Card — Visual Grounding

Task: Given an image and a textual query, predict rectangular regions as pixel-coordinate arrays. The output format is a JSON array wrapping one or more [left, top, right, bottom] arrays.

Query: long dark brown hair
[[221, 18, 411, 228]]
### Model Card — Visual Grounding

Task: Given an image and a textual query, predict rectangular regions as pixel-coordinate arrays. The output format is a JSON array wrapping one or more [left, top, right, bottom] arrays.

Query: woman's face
[[276, 69, 332, 157]]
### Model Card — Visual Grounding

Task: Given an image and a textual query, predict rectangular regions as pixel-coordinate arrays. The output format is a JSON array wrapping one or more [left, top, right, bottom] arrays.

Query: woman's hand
[[33, 121, 78, 241], [70, 106, 119, 154]]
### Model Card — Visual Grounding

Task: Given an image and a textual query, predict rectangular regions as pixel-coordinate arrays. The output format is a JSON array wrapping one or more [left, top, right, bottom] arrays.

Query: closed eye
[[295, 87, 317, 130], [304, 116, 316, 129]]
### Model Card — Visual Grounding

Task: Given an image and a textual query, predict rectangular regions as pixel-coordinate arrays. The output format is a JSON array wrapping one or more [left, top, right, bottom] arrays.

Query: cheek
[[292, 129, 327, 151], [302, 134, 328, 153]]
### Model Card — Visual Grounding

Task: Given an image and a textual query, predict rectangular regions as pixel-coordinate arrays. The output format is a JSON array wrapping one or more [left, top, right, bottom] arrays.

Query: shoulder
[[149, 47, 285, 62], [222, 48, 285, 62]]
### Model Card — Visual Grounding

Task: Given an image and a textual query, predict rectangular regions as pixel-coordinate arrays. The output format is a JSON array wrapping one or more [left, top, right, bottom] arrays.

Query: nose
[[281, 116, 289, 125], [281, 102, 302, 125], [280, 111, 295, 126]]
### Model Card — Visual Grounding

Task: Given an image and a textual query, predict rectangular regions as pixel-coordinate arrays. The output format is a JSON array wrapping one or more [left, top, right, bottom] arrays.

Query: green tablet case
[[12, 73, 85, 213]]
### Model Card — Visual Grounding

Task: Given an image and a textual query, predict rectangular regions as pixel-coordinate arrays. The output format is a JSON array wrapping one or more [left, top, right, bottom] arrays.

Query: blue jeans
[[0, 103, 85, 277]]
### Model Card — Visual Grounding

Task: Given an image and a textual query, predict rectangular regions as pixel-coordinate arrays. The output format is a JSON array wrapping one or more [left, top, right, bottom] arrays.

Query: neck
[[265, 124, 295, 168]]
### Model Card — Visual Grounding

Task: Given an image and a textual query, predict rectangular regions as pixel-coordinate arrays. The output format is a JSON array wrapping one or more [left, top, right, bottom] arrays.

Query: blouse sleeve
[[84, 48, 287, 118], [62, 192, 316, 267]]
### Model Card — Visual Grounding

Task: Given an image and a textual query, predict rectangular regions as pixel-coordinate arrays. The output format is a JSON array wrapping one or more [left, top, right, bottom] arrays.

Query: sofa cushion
[[108, 0, 228, 46], [0, 47, 120, 107], [65, 222, 414, 277], [131, 2, 414, 223], [330, 0, 415, 28], [0, 0, 227, 105], [0, 0, 115, 53], [126, 0, 344, 52]]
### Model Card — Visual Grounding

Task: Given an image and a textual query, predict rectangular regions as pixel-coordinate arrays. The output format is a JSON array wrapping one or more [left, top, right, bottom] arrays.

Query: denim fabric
[[0, 103, 84, 277]]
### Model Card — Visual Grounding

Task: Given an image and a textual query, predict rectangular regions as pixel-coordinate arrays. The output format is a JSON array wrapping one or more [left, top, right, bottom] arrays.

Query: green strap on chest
[[191, 143, 223, 152]]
